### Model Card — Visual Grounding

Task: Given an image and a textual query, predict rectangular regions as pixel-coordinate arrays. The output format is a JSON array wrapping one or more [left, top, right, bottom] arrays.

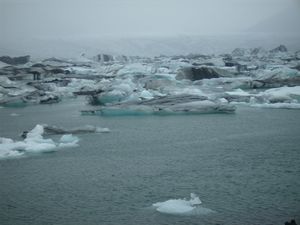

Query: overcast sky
[[1, 0, 299, 40], [1, 0, 300, 57]]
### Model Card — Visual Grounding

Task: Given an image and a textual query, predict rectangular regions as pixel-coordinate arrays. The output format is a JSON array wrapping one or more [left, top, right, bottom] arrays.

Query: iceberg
[[0, 138, 25, 159], [152, 193, 214, 215], [176, 66, 234, 81], [251, 67, 300, 88], [251, 103, 300, 109], [58, 134, 79, 148], [42, 124, 110, 135], [257, 86, 300, 104], [83, 94, 236, 116], [0, 124, 80, 160]]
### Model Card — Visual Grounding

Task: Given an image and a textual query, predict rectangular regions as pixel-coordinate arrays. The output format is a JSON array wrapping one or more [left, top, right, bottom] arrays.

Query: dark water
[[0, 99, 299, 225]]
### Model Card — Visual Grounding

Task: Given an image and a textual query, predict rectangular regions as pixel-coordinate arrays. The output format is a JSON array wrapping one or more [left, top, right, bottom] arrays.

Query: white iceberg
[[152, 193, 214, 215], [0, 137, 25, 159], [0, 124, 80, 160]]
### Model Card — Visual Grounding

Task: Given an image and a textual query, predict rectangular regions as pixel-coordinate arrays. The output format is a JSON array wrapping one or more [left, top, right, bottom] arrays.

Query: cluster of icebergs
[[0, 45, 300, 113]]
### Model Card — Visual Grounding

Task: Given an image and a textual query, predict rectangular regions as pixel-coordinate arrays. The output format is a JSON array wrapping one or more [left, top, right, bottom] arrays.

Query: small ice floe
[[225, 88, 252, 97], [0, 124, 80, 160], [10, 113, 20, 117], [0, 138, 24, 159], [152, 193, 214, 216], [251, 102, 300, 109], [58, 134, 79, 148]]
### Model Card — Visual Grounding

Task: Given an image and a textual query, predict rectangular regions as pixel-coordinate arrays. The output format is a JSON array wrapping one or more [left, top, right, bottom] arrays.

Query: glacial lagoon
[[0, 99, 299, 225]]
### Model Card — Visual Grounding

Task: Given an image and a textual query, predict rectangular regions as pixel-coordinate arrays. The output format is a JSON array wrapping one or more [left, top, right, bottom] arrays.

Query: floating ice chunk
[[226, 89, 251, 97], [95, 127, 110, 133], [0, 124, 81, 160], [67, 66, 97, 75], [59, 134, 79, 143], [153, 199, 196, 214], [251, 67, 300, 88], [85, 95, 235, 116], [258, 86, 300, 103], [58, 134, 79, 148], [261, 86, 300, 97], [172, 87, 205, 96], [255, 67, 300, 80], [169, 100, 235, 113], [99, 105, 154, 116], [10, 113, 19, 117], [251, 103, 300, 109], [152, 193, 213, 215], [44, 124, 110, 135], [189, 193, 202, 205], [0, 138, 25, 159], [23, 125, 57, 153], [25, 124, 44, 140], [24, 141, 57, 153]]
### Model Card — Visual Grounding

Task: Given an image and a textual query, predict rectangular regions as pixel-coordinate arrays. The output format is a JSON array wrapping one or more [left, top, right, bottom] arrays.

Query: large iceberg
[[82, 94, 236, 116]]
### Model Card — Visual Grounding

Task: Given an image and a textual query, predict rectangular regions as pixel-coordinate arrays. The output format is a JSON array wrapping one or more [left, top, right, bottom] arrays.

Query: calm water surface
[[0, 99, 299, 225]]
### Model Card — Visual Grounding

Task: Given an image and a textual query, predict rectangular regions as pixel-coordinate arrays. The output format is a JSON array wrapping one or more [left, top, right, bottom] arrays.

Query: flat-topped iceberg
[[42, 124, 110, 135], [82, 94, 236, 116]]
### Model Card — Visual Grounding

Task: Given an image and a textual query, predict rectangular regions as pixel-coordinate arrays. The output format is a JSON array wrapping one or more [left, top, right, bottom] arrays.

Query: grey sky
[[1, 0, 299, 39], [1, 0, 300, 57]]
